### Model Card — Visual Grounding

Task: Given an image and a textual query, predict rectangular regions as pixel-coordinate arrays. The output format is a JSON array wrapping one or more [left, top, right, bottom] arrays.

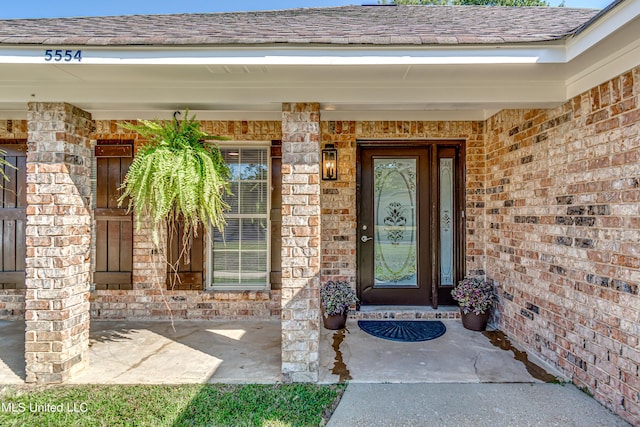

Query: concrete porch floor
[[72, 320, 283, 384], [1, 318, 559, 384], [319, 319, 559, 384], [0, 318, 629, 426]]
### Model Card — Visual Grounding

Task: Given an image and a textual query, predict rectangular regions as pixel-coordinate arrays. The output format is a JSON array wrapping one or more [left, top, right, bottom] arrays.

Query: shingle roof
[[0, 5, 600, 46]]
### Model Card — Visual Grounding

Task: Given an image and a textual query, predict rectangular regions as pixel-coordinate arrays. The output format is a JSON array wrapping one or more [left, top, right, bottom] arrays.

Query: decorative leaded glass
[[373, 158, 418, 286], [440, 158, 454, 285]]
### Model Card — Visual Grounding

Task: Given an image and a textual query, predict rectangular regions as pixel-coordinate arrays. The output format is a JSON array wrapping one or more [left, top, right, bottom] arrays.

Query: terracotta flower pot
[[460, 310, 490, 331], [322, 311, 348, 330]]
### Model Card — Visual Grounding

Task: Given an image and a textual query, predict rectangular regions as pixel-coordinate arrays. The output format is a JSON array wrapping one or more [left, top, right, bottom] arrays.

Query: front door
[[357, 142, 463, 307]]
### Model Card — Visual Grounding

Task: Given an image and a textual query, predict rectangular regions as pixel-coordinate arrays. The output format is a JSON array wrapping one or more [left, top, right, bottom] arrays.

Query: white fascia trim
[[0, 45, 565, 65], [0, 110, 27, 120], [89, 110, 282, 121], [321, 109, 503, 121], [565, 0, 640, 62], [88, 109, 516, 122], [0, 108, 506, 122], [87, 109, 496, 122]]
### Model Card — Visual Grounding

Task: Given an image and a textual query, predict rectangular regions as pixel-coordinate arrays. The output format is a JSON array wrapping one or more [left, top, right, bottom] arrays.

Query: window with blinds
[[208, 147, 269, 289]]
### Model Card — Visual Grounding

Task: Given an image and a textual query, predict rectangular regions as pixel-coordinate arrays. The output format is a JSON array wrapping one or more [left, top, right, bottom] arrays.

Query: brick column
[[25, 102, 93, 383], [281, 102, 321, 382]]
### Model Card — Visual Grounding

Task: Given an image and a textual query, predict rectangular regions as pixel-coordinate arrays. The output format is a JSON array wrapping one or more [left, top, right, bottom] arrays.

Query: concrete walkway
[[327, 383, 630, 427], [321, 319, 631, 426]]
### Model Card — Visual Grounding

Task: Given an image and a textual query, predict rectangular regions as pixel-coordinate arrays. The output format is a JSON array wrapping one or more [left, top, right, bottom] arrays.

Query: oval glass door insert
[[373, 158, 418, 287]]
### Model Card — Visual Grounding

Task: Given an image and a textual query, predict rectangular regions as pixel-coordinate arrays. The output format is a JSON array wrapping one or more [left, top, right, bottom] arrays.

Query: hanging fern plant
[[118, 112, 231, 264]]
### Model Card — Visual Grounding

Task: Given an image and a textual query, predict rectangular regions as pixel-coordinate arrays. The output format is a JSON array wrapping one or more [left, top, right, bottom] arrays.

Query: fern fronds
[[118, 112, 231, 259]]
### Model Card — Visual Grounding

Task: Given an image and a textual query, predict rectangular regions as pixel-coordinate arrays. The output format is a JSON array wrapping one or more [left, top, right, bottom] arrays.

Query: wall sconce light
[[322, 143, 338, 181]]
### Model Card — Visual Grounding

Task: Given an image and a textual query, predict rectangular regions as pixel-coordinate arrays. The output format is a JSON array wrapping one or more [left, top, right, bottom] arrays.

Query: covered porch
[[0, 318, 558, 385], [0, 3, 639, 424]]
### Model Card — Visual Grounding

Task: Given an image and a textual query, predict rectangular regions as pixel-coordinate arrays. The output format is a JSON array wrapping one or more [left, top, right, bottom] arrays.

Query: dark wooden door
[[358, 146, 431, 305], [94, 144, 133, 290], [0, 144, 26, 289]]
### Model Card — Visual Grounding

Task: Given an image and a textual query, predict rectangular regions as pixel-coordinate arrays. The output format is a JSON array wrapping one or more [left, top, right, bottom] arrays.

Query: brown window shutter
[[167, 221, 204, 291], [270, 141, 282, 290], [94, 143, 133, 290], [0, 143, 27, 290]]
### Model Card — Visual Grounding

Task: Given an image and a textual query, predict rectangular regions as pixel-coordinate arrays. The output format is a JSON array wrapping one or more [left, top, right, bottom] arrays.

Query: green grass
[[0, 383, 345, 427]]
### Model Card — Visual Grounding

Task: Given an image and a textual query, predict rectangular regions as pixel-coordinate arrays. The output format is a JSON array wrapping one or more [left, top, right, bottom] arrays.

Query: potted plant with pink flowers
[[451, 277, 496, 331], [320, 281, 358, 330]]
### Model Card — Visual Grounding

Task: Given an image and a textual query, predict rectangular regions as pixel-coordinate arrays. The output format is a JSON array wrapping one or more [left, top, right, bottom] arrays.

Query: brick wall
[[0, 120, 28, 319], [0, 290, 25, 319], [486, 66, 640, 425], [90, 119, 282, 319], [2, 117, 485, 321], [319, 122, 357, 285], [1, 116, 487, 322]]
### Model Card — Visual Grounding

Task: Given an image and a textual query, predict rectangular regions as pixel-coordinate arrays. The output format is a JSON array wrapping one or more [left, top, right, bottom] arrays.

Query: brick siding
[[4, 118, 488, 321], [486, 67, 640, 425]]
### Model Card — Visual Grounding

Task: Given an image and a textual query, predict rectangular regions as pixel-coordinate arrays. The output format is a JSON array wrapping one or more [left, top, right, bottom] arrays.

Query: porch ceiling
[[0, 60, 571, 121]]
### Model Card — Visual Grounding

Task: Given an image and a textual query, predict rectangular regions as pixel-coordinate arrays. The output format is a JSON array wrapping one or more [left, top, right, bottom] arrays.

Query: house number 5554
[[44, 49, 82, 62]]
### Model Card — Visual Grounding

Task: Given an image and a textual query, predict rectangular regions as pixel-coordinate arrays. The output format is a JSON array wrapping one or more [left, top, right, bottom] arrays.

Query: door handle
[[361, 235, 373, 243]]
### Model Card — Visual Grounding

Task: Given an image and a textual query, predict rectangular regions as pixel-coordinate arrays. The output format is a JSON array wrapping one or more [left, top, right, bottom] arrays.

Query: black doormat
[[358, 320, 446, 342]]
